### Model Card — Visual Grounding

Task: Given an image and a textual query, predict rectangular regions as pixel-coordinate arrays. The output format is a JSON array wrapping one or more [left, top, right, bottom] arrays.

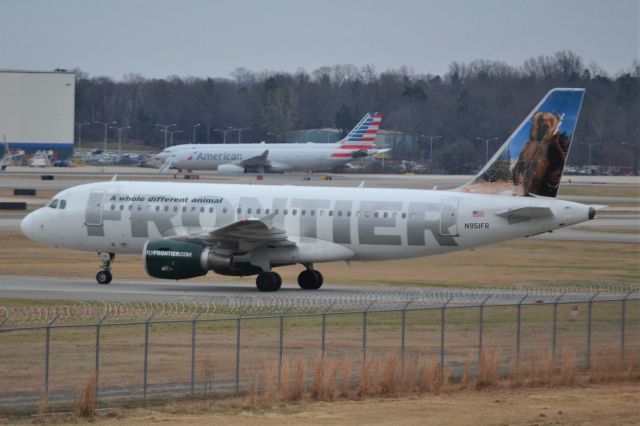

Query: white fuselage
[[21, 181, 592, 264], [159, 142, 372, 172]]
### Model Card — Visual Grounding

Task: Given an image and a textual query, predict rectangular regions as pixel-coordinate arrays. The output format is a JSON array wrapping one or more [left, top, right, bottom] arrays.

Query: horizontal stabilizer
[[496, 206, 553, 220]]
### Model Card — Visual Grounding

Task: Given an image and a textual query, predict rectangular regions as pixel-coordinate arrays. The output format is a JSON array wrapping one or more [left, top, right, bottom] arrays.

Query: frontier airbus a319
[[155, 113, 388, 174], [21, 88, 595, 291]]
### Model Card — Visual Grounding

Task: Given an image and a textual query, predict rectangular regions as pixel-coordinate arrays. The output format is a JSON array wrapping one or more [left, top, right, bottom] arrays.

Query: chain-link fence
[[0, 289, 638, 409]]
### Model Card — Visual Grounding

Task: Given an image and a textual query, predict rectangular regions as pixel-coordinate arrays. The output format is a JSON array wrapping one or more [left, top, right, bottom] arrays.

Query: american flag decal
[[472, 210, 485, 218]]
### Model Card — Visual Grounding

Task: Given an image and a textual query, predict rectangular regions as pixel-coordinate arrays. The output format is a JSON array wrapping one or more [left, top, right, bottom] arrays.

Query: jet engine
[[143, 240, 232, 279], [217, 164, 245, 174], [143, 240, 269, 279]]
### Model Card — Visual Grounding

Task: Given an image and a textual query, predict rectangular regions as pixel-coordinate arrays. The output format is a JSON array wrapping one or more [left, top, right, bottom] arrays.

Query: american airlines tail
[[460, 88, 585, 197], [331, 112, 383, 158]]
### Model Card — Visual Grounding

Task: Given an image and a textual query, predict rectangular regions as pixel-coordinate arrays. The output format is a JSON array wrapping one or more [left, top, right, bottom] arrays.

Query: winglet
[[111, 174, 118, 182]]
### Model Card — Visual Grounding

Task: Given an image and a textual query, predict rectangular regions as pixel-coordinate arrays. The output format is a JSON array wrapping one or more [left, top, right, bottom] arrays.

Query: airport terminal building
[[0, 69, 75, 160]]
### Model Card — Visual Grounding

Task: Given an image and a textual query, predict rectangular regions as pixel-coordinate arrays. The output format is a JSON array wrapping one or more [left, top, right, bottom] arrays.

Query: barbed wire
[[0, 285, 637, 327]]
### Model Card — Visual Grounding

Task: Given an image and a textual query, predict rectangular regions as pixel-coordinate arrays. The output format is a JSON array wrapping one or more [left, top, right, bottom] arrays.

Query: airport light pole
[[236, 127, 250, 143], [621, 141, 639, 176], [581, 142, 600, 166], [94, 121, 117, 152], [214, 127, 236, 144], [166, 129, 183, 146], [75, 122, 91, 151], [109, 125, 131, 155], [155, 123, 177, 148], [475, 137, 499, 164], [192, 123, 201, 144], [423, 135, 442, 161]]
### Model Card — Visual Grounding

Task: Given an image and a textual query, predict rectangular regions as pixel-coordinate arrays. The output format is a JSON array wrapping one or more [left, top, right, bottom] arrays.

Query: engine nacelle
[[217, 164, 245, 174], [266, 162, 292, 173], [143, 240, 207, 279]]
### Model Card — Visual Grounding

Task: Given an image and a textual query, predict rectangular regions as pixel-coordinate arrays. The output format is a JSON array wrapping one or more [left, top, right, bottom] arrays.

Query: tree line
[[74, 51, 639, 174]]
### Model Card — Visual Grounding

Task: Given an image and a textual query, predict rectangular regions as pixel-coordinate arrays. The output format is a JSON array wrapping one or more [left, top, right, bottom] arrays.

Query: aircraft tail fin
[[339, 112, 382, 148], [458, 88, 585, 197], [331, 113, 383, 159]]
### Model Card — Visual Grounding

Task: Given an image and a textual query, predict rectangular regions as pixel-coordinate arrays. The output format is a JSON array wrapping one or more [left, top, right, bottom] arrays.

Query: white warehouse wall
[[0, 70, 75, 154]]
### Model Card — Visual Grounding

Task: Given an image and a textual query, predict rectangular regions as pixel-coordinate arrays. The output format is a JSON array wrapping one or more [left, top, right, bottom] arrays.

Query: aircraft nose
[[20, 211, 36, 240], [156, 151, 168, 160]]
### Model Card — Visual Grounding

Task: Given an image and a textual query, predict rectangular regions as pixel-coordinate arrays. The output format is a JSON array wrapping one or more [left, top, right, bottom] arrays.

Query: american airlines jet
[[155, 113, 388, 173], [21, 89, 594, 292]]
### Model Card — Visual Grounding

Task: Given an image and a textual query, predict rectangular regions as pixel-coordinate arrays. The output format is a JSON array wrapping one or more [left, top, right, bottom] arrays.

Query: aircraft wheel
[[298, 269, 322, 290], [96, 270, 112, 285], [256, 271, 281, 292]]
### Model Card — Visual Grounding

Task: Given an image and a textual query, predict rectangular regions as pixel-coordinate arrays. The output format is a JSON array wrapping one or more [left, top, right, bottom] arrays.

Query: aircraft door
[[85, 190, 106, 226], [439, 198, 459, 236]]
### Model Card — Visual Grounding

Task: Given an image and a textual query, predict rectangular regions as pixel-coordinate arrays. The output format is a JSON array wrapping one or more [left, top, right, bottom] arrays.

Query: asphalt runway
[[0, 276, 634, 308]]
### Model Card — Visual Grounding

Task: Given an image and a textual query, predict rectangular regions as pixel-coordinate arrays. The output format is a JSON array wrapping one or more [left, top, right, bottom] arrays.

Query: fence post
[[235, 311, 246, 395], [400, 301, 412, 362], [515, 294, 528, 362], [278, 313, 284, 387], [586, 292, 599, 369], [190, 313, 201, 396], [552, 294, 564, 361], [363, 302, 375, 363], [143, 313, 155, 399], [95, 315, 107, 401], [478, 296, 491, 362], [321, 302, 335, 357], [440, 298, 452, 377], [44, 314, 61, 399], [621, 292, 634, 361]]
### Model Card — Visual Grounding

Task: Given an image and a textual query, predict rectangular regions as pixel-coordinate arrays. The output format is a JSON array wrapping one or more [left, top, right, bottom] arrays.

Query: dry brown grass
[[73, 373, 97, 420], [237, 348, 639, 406]]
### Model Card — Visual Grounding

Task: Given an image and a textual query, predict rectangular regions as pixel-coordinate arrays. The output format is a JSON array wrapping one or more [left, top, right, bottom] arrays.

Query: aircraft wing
[[172, 212, 294, 252], [239, 150, 269, 168]]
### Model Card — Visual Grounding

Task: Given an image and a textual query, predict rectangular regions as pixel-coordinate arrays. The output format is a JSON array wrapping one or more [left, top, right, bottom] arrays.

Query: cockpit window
[[59, 200, 67, 209], [48, 199, 59, 209]]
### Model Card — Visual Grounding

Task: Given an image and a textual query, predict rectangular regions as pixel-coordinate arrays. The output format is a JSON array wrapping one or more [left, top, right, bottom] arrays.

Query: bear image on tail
[[512, 112, 570, 197]]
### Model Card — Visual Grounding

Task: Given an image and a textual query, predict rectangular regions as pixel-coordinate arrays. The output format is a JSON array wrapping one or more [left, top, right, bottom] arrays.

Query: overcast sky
[[1, 0, 638, 80]]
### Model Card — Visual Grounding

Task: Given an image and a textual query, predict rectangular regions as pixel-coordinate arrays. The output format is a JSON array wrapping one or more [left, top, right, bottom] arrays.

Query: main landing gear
[[96, 252, 115, 285], [298, 264, 323, 290], [256, 271, 282, 292]]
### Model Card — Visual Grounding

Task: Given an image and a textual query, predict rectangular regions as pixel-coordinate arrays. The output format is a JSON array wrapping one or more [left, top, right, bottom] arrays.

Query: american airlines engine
[[21, 89, 595, 292]]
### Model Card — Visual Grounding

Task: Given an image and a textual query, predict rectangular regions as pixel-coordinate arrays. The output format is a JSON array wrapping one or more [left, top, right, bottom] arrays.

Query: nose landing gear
[[96, 252, 115, 284]]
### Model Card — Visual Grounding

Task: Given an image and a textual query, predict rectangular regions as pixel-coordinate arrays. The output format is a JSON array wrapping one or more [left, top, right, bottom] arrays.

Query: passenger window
[[191, 206, 196, 212], [265, 208, 270, 215], [383, 212, 388, 218], [347, 211, 352, 217], [328, 210, 333, 217], [128, 205, 133, 211], [223, 207, 228, 214], [301, 209, 306, 216], [209, 207, 214, 213], [292, 209, 297, 216], [155, 206, 160, 212], [311, 210, 315, 216], [119, 204, 124, 211], [401, 212, 406, 219], [137, 205, 142, 211], [164, 205, 169, 212], [274, 209, 279, 215], [237, 207, 242, 214], [248, 208, 252, 214], [173, 206, 178, 212], [319, 210, 324, 216], [182, 206, 187, 212], [256, 208, 261, 215], [283, 209, 288, 215], [200, 207, 205, 213], [110, 204, 115, 210], [337, 211, 342, 217]]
